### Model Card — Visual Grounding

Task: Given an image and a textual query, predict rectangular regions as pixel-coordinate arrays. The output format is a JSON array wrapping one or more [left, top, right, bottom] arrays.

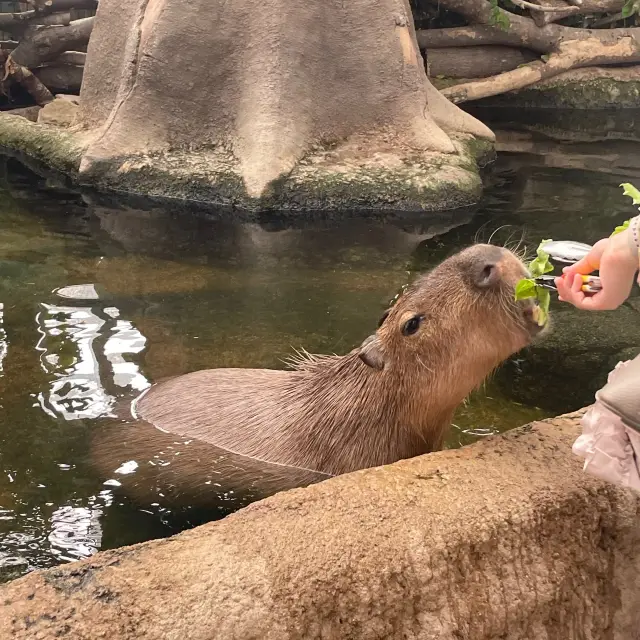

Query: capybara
[[133, 244, 545, 476]]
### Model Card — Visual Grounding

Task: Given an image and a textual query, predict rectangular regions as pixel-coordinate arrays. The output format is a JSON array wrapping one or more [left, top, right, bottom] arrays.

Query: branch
[[10, 17, 94, 68], [3, 56, 54, 105], [530, 0, 624, 25], [510, 0, 581, 11], [417, 0, 640, 55], [441, 37, 640, 103]]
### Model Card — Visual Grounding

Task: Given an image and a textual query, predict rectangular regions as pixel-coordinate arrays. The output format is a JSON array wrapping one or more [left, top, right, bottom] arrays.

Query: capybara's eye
[[377, 311, 390, 327], [402, 315, 423, 336]]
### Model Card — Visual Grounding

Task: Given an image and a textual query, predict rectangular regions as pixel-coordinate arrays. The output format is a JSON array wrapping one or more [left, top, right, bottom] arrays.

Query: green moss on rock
[[0, 116, 490, 212], [475, 78, 640, 110], [0, 115, 85, 174]]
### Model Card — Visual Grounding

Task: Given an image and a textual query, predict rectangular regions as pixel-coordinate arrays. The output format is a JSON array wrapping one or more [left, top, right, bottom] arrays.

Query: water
[[0, 111, 639, 583]]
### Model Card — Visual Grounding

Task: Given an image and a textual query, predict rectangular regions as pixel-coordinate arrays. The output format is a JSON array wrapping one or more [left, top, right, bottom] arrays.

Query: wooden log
[[428, 46, 538, 79], [530, 0, 623, 25], [49, 50, 85, 66], [3, 56, 54, 105], [31, 11, 72, 28], [23, 0, 97, 13], [417, 27, 535, 52], [9, 16, 93, 68], [43, 0, 98, 11], [34, 63, 83, 92]]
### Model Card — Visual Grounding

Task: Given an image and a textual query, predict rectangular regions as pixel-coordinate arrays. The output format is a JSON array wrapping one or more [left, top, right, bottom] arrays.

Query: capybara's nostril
[[475, 262, 499, 289]]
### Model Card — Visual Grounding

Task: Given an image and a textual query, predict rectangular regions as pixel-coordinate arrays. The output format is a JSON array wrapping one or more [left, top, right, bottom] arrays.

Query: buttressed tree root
[[75, 0, 494, 200]]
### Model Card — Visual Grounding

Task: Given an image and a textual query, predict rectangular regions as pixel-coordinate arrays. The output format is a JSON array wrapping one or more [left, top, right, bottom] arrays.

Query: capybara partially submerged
[[134, 244, 546, 476]]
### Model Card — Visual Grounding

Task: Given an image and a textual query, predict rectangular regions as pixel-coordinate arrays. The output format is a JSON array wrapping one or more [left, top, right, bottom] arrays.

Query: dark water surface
[[1, 112, 639, 582]]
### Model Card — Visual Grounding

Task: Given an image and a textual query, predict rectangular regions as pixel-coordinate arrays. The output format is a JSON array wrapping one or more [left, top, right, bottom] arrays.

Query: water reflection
[[90, 416, 331, 514], [48, 497, 106, 563], [0, 303, 6, 374], [34, 302, 149, 421]]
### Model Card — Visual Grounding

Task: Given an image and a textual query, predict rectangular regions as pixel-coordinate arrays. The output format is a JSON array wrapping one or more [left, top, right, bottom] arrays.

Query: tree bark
[[418, 26, 533, 50], [9, 16, 94, 68], [428, 46, 538, 77], [77, 0, 494, 199], [441, 37, 640, 102]]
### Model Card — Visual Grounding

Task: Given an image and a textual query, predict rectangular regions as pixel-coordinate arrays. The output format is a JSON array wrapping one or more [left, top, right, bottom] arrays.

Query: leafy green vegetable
[[528, 239, 553, 278], [514, 278, 537, 300], [620, 182, 640, 207], [514, 239, 553, 327], [611, 219, 631, 236], [611, 183, 640, 236], [533, 288, 550, 327]]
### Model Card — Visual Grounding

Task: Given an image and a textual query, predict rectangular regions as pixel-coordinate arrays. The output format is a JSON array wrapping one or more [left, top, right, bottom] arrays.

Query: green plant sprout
[[514, 239, 553, 327]]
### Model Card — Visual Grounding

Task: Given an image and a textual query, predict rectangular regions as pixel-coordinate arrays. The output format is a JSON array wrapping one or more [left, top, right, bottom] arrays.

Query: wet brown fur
[[137, 244, 544, 476]]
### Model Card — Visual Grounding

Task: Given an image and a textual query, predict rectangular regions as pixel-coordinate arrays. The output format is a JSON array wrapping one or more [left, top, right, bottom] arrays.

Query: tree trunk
[[428, 46, 538, 78], [9, 16, 93, 68], [77, 0, 493, 198]]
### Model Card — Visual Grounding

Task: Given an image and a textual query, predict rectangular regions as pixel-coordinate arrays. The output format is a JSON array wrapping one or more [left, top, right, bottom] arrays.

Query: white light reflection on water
[[47, 498, 106, 562], [0, 303, 7, 375], [34, 302, 150, 421]]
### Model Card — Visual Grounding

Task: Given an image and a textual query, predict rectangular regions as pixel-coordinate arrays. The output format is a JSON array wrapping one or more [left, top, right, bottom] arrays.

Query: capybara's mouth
[[519, 298, 548, 336]]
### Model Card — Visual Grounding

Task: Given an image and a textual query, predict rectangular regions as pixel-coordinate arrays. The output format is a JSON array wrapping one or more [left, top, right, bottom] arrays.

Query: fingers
[[562, 239, 607, 277]]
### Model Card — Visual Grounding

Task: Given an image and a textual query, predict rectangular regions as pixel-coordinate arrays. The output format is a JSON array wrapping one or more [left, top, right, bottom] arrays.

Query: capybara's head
[[358, 244, 545, 375]]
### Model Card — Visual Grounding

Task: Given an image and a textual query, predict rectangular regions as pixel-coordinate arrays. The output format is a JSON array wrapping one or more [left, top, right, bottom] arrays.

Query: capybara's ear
[[358, 334, 385, 370]]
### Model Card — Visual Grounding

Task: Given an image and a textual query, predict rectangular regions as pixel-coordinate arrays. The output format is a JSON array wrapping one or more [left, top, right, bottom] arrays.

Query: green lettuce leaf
[[527, 239, 553, 278], [620, 182, 640, 207]]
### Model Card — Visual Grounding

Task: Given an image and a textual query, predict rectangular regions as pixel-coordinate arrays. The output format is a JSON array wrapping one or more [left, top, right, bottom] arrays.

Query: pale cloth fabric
[[573, 358, 640, 492]]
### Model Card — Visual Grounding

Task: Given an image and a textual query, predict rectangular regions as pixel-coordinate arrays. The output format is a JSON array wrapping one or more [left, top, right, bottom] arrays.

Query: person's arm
[[555, 216, 640, 311]]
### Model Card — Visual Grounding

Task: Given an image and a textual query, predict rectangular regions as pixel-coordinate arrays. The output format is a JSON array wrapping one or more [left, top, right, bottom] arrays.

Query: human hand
[[554, 229, 639, 311]]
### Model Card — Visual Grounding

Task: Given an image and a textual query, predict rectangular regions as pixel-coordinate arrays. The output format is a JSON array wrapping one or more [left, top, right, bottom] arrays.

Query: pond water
[[1, 110, 639, 583]]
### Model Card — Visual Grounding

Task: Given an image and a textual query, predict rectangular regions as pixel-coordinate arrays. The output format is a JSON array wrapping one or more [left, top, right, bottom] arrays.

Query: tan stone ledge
[[1, 411, 639, 640]]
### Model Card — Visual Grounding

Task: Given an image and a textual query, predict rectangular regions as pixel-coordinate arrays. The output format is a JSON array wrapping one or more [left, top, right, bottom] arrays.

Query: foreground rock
[[2, 412, 640, 640]]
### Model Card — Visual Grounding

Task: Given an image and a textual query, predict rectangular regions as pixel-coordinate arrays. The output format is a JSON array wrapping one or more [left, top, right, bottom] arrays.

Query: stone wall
[[1, 412, 640, 640]]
